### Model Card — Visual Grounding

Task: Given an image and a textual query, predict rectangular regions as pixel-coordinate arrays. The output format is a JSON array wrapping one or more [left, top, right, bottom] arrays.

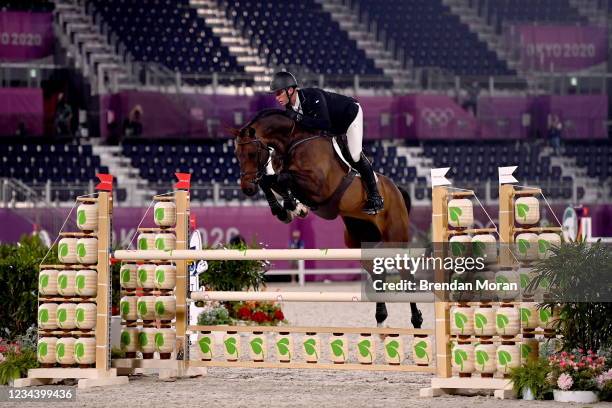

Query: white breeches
[[346, 103, 363, 162]]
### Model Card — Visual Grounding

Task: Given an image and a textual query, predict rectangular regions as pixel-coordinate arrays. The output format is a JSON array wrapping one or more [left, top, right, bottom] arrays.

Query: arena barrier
[[18, 170, 563, 398]]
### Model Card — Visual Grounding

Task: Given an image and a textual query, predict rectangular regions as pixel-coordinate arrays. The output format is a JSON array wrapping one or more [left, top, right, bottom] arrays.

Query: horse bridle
[[236, 137, 271, 184], [236, 120, 296, 184]]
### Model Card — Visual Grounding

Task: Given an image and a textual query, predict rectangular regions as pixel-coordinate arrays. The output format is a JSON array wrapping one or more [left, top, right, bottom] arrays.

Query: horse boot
[[353, 153, 384, 215]]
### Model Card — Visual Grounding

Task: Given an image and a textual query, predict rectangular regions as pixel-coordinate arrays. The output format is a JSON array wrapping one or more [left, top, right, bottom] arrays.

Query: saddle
[[306, 133, 358, 220]]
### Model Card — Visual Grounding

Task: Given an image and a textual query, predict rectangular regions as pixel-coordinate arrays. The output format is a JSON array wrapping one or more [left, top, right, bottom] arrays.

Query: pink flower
[[561, 352, 568, 357], [588, 350, 594, 355], [596, 369, 612, 390], [558, 373, 573, 391], [559, 361, 566, 368], [578, 348, 584, 353]]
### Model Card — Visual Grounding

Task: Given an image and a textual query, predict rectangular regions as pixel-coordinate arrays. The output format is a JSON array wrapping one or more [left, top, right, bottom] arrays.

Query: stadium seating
[[356, 0, 513, 76], [90, 0, 243, 79], [0, 142, 127, 202], [421, 141, 576, 199], [220, 0, 386, 84], [564, 142, 612, 181]]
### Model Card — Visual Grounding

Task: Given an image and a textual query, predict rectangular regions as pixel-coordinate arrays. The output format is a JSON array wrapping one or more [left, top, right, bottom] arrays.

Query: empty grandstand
[[0, 0, 610, 243]]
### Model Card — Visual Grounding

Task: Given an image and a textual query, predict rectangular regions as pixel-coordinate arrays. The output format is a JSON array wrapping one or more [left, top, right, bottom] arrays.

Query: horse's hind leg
[[410, 301, 423, 328], [382, 190, 423, 329], [343, 222, 388, 327], [376, 303, 388, 327]]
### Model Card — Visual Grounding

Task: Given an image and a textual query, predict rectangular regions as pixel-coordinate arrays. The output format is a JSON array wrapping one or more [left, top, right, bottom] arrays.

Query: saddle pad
[[332, 136, 379, 182], [332, 136, 353, 169]]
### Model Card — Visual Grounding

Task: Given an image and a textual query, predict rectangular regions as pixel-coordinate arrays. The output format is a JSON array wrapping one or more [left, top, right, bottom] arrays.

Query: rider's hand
[[286, 109, 302, 122]]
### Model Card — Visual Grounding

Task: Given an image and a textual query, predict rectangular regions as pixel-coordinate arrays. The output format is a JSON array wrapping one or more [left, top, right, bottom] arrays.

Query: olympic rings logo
[[421, 108, 455, 127]]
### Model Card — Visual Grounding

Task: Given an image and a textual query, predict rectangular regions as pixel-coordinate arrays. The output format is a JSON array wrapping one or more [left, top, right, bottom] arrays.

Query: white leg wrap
[[291, 202, 309, 218], [265, 148, 276, 175]]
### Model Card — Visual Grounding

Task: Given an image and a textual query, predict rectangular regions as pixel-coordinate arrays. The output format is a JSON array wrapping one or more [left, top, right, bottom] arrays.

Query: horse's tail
[[396, 184, 411, 215]]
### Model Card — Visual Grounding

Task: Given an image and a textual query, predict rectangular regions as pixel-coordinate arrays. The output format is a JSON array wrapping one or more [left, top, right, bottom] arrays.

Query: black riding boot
[[353, 153, 384, 215]]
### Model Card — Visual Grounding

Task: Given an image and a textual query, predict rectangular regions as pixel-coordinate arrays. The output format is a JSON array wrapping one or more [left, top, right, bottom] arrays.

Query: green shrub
[[198, 242, 267, 292], [0, 235, 58, 339]]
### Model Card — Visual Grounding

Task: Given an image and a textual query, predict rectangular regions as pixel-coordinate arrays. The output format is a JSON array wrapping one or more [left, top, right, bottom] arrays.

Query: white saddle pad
[[332, 137, 378, 182]]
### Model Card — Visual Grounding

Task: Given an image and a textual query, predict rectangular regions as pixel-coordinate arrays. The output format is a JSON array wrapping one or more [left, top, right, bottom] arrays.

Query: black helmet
[[270, 71, 298, 92]]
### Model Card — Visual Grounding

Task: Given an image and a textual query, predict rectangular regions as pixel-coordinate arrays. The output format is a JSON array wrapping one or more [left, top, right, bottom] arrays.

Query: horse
[[230, 108, 423, 329]]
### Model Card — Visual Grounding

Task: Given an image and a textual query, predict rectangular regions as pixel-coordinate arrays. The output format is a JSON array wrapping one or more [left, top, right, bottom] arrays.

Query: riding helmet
[[270, 71, 298, 92]]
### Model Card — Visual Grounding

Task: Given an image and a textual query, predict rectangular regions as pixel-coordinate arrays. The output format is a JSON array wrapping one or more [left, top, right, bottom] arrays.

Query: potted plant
[[509, 358, 551, 400], [529, 241, 612, 352], [547, 349, 605, 403], [596, 368, 612, 401]]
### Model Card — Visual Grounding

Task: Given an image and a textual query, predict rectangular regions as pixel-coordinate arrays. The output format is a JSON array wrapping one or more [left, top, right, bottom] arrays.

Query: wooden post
[[174, 190, 188, 365], [432, 186, 451, 378], [95, 191, 112, 373], [498, 184, 515, 266]]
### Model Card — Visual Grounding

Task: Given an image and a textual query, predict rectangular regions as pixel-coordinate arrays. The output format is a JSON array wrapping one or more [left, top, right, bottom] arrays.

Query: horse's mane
[[243, 108, 288, 129]]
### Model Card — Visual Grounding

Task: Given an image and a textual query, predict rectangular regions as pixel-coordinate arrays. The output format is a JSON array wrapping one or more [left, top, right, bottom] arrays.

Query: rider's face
[[275, 87, 294, 106]]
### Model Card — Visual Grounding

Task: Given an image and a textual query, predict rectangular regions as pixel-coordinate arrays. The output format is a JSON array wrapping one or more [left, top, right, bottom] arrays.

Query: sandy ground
[[3, 283, 612, 408]]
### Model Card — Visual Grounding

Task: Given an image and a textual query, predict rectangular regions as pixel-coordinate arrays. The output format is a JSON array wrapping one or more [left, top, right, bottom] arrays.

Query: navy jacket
[[288, 88, 359, 135]]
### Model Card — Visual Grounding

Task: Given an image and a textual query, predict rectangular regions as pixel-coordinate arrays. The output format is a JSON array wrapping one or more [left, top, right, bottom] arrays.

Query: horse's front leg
[[278, 172, 309, 218], [260, 175, 293, 224]]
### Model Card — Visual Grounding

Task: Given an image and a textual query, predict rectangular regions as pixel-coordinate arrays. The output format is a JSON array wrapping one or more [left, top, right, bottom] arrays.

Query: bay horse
[[231, 108, 423, 329]]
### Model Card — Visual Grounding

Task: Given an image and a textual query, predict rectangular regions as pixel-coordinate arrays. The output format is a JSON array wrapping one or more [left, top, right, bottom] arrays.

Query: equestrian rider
[[269, 71, 384, 215]]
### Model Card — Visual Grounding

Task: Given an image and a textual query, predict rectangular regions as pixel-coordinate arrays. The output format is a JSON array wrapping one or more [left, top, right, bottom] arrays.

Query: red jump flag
[[95, 174, 114, 191], [175, 172, 191, 190]]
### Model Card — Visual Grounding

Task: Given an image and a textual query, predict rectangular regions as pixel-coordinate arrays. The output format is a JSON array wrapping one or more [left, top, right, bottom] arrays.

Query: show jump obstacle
[[17, 170, 562, 397], [14, 175, 128, 388], [424, 167, 563, 397]]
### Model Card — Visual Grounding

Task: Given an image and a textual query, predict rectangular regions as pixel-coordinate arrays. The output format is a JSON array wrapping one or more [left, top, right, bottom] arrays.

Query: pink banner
[[514, 25, 607, 72], [0, 88, 43, 136], [0, 11, 54, 61], [397, 94, 480, 139]]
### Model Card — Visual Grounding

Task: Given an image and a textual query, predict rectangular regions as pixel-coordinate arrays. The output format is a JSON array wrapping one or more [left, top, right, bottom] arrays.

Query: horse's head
[[231, 124, 270, 196], [231, 109, 294, 196]]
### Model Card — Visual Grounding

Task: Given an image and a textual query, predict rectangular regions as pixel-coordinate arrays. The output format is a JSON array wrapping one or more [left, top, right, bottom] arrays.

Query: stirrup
[[363, 196, 384, 215]]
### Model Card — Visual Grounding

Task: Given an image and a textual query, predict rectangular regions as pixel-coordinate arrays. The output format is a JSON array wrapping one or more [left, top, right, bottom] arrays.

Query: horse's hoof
[[411, 310, 424, 329], [292, 203, 309, 218]]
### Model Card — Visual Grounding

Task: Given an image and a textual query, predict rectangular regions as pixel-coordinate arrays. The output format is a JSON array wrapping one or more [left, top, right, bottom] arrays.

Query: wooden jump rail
[[189, 325, 434, 336], [189, 290, 433, 303]]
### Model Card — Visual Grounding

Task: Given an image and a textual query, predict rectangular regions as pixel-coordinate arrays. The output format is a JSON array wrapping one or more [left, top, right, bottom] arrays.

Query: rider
[[269, 71, 384, 215]]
